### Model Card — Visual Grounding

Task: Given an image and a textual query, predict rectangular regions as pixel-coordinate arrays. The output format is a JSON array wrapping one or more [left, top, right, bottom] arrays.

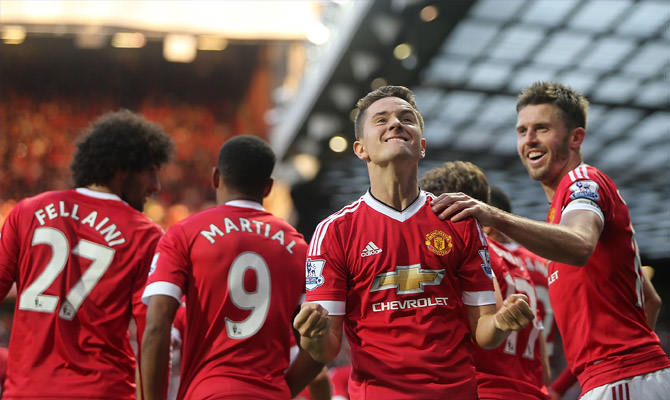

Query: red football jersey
[[547, 164, 669, 393], [0, 188, 161, 398], [473, 238, 548, 400], [305, 191, 495, 400], [507, 243, 555, 356], [143, 200, 307, 400]]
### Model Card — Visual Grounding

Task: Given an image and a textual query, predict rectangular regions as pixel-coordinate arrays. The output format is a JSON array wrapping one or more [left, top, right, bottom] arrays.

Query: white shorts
[[580, 368, 670, 400]]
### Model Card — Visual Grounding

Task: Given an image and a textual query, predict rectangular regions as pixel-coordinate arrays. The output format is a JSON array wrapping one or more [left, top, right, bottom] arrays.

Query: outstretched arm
[[432, 193, 602, 266]]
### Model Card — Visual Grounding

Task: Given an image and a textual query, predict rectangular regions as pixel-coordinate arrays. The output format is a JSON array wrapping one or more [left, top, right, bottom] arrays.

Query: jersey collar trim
[[225, 200, 265, 211], [75, 187, 123, 202], [363, 190, 426, 222]]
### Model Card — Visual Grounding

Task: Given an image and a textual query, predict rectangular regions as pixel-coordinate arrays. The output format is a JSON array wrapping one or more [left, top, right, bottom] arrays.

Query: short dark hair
[[420, 161, 490, 203], [71, 109, 174, 187], [489, 185, 512, 213], [353, 85, 424, 139], [516, 81, 589, 132], [218, 135, 275, 196]]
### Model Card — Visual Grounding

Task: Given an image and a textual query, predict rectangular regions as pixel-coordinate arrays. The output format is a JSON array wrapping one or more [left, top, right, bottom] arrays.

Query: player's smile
[[525, 147, 547, 166]]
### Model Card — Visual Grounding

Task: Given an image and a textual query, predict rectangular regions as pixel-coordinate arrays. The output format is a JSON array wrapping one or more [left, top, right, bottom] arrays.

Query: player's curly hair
[[218, 135, 275, 197], [71, 109, 174, 187], [353, 85, 424, 139], [420, 161, 490, 203], [516, 81, 589, 132]]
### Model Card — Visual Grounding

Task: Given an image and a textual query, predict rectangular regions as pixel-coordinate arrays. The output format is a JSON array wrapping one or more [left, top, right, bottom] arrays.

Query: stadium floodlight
[[163, 34, 197, 63], [2, 25, 26, 45], [111, 32, 146, 48]]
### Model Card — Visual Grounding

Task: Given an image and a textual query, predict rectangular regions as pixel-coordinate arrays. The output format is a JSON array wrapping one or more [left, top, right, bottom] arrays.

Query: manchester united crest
[[548, 207, 556, 222], [425, 230, 453, 256]]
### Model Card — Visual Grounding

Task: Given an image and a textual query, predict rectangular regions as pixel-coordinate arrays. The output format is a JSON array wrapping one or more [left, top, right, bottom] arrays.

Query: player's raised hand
[[294, 302, 330, 338], [494, 293, 535, 331]]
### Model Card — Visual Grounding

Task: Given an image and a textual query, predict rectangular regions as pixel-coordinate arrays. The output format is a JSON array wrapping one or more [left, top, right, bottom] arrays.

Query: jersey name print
[[143, 201, 308, 400], [0, 188, 162, 398]]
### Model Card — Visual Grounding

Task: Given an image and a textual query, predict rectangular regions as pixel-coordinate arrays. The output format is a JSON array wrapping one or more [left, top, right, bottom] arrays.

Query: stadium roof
[[270, 0, 670, 260]]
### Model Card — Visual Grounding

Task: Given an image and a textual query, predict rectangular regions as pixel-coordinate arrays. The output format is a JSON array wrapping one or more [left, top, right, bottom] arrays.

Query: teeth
[[528, 151, 543, 159]]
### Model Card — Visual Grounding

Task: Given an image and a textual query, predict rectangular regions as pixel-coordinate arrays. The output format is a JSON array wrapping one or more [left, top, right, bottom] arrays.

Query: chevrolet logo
[[370, 264, 445, 295]]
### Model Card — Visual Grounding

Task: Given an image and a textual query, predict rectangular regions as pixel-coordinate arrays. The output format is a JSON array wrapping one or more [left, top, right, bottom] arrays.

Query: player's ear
[[353, 139, 369, 161], [211, 167, 221, 190], [570, 127, 585, 149]]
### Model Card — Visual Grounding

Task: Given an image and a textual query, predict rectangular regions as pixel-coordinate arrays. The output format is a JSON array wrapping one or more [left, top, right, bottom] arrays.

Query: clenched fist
[[494, 293, 535, 331], [293, 302, 330, 338]]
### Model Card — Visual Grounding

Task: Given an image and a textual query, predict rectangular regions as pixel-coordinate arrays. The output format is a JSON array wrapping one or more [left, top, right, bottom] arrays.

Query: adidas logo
[[361, 241, 382, 257]]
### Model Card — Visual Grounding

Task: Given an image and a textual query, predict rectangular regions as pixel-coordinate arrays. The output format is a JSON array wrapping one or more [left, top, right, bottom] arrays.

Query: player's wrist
[[493, 312, 505, 331]]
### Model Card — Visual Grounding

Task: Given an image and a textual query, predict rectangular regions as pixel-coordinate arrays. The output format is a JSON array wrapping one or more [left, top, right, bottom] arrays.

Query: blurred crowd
[[0, 92, 243, 229]]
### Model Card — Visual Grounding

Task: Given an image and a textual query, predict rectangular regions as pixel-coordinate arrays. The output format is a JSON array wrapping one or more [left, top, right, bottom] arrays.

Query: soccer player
[[432, 81, 670, 398], [293, 86, 534, 400], [487, 187, 554, 359], [141, 135, 323, 400], [421, 161, 550, 399], [0, 110, 174, 398]]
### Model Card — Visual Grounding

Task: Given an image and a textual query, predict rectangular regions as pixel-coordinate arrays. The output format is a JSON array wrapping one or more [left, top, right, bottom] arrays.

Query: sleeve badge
[[305, 258, 326, 291]]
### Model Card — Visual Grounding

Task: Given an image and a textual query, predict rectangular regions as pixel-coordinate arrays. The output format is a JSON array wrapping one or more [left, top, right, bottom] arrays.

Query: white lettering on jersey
[[199, 218, 296, 253], [32, 203, 126, 247], [548, 270, 559, 285], [238, 217, 253, 233], [81, 211, 98, 228], [270, 229, 285, 246], [200, 224, 225, 244], [224, 217, 240, 234], [372, 296, 449, 312], [361, 241, 382, 257]]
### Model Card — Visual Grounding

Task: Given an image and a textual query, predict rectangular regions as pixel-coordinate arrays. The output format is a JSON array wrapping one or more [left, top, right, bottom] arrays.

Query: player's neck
[[542, 156, 583, 202], [86, 184, 114, 194], [217, 190, 263, 206], [368, 164, 420, 211]]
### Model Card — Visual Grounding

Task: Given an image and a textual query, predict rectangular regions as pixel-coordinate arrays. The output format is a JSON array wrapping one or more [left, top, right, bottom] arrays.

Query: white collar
[[225, 200, 265, 211], [362, 190, 426, 222], [76, 187, 123, 202]]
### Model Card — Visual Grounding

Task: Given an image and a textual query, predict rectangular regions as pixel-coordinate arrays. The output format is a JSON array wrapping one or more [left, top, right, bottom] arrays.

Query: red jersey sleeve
[[0, 207, 20, 299], [454, 219, 495, 305], [304, 214, 351, 315], [142, 224, 190, 304], [131, 227, 162, 344]]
